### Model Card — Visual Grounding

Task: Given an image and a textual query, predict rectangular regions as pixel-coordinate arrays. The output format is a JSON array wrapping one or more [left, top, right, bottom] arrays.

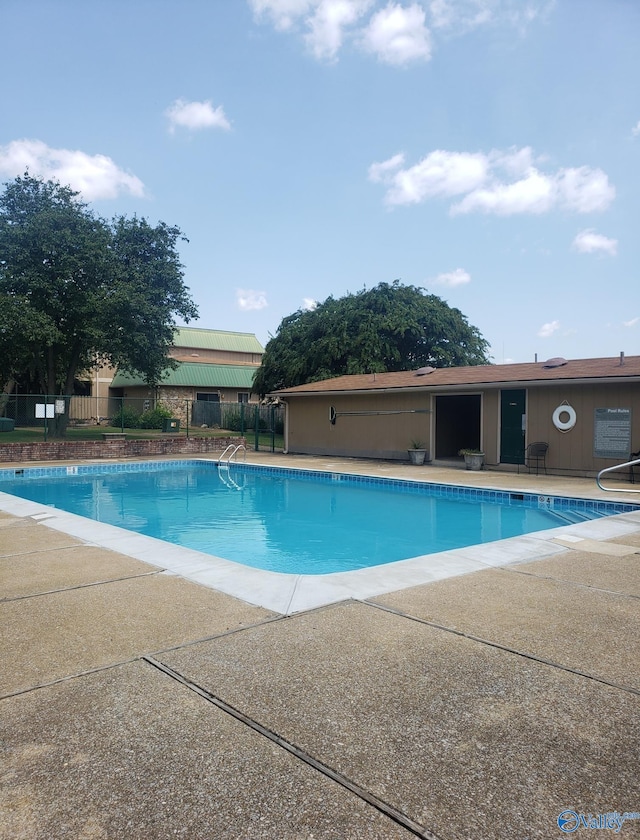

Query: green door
[[500, 389, 526, 464]]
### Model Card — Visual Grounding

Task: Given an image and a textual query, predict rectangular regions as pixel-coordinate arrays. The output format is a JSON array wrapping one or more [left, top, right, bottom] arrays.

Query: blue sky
[[1, 0, 638, 363]]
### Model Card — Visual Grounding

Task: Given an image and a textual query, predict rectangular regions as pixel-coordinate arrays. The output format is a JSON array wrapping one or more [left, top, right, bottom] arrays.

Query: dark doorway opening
[[435, 394, 481, 458]]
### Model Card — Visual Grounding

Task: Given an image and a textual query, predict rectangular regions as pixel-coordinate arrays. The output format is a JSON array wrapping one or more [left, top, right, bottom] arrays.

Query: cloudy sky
[[1, 0, 638, 363]]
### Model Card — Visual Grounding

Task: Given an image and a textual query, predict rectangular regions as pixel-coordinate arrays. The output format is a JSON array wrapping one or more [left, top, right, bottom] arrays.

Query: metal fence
[[1, 394, 284, 449]]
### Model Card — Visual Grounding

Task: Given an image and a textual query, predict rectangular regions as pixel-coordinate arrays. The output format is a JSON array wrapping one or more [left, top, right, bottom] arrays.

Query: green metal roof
[[172, 327, 264, 354], [112, 362, 258, 389]]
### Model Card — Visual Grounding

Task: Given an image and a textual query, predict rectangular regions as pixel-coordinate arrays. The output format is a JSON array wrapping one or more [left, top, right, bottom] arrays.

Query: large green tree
[[253, 281, 491, 396], [0, 173, 198, 436]]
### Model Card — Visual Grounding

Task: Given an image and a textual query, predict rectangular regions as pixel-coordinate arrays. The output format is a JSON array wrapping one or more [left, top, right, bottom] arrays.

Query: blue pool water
[[0, 461, 634, 575]]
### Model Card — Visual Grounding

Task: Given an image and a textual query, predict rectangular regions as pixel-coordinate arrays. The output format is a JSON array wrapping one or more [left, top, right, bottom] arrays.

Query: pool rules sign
[[593, 407, 631, 459]]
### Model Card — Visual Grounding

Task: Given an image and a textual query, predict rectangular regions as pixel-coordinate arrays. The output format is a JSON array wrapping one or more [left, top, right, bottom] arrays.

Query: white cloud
[[429, 0, 492, 30], [370, 145, 615, 216], [305, 0, 372, 60], [632, 121, 640, 137], [572, 229, 617, 256], [452, 169, 555, 215], [165, 99, 231, 132], [369, 149, 488, 205], [428, 0, 454, 29], [623, 317, 638, 328], [538, 320, 560, 338], [504, 0, 556, 32], [453, 164, 614, 216], [489, 145, 537, 177], [302, 297, 318, 309], [433, 268, 471, 287], [556, 166, 614, 213], [367, 152, 405, 183], [249, 0, 315, 30], [0, 139, 145, 201], [250, 0, 553, 62], [251, 0, 371, 60], [360, 3, 431, 65], [430, 0, 554, 33], [237, 289, 268, 311]]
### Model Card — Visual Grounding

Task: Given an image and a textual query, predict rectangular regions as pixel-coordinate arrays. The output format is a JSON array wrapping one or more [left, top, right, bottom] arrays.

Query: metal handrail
[[218, 444, 236, 466], [596, 457, 640, 493], [218, 443, 247, 467], [230, 444, 246, 463]]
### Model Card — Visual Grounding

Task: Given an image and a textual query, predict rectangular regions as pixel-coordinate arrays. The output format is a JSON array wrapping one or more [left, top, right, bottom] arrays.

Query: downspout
[[281, 399, 289, 454]]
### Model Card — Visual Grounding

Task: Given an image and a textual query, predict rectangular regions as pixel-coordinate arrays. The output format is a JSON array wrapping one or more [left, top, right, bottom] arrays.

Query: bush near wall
[[111, 405, 174, 429]]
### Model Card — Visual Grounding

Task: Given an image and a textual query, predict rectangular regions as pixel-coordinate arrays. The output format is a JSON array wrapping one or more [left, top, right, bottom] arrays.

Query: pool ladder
[[219, 443, 246, 466], [596, 456, 640, 494], [218, 444, 246, 490]]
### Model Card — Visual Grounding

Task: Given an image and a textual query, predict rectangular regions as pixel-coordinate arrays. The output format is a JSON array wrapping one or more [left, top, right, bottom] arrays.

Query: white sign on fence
[[35, 403, 55, 419]]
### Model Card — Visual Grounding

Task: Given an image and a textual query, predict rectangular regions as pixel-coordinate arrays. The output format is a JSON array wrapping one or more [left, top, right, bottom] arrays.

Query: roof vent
[[542, 357, 567, 369], [415, 366, 436, 376]]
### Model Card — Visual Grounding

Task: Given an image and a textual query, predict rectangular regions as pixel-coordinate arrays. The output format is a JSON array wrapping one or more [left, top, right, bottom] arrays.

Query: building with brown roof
[[272, 354, 640, 477]]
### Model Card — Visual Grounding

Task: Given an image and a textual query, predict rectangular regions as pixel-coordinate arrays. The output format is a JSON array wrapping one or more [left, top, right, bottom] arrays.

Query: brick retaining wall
[[0, 436, 245, 463]]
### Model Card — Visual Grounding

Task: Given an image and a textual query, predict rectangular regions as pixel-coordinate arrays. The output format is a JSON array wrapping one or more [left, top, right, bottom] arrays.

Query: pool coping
[[3, 458, 640, 614]]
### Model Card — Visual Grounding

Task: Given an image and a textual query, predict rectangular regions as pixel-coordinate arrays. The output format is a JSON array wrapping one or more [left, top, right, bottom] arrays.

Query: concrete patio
[[1, 454, 639, 839]]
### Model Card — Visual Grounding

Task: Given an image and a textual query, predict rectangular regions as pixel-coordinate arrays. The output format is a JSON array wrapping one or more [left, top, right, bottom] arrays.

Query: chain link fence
[[0, 394, 284, 450]]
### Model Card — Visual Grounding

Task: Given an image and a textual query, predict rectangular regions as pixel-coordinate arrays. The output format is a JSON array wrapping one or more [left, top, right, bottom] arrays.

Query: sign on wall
[[593, 408, 631, 459]]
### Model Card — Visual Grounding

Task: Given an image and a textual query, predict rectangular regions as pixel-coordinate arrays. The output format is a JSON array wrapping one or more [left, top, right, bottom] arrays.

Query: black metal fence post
[[254, 404, 259, 451], [270, 404, 275, 452]]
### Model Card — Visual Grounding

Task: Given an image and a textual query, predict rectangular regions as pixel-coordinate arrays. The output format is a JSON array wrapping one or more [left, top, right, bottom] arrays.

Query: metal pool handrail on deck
[[596, 457, 640, 493], [218, 443, 247, 466]]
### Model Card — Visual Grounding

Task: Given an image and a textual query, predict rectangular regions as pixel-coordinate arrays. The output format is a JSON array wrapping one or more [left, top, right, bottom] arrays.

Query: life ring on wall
[[552, 404, 576, 432]]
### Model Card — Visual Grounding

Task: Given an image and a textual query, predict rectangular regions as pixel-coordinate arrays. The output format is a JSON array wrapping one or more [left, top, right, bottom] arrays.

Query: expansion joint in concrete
[[493, 564, 640, 601], [362, 600, 640, 698], [143, 654, 444, 840], [0, 571, 162, 603]]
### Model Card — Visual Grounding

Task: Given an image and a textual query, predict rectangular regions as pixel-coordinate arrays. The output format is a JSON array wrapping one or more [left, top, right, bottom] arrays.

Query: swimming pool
[[0, 459, 634, 575]]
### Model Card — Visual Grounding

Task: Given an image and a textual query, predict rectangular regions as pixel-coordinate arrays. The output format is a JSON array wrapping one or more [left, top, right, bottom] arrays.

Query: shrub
[[223, 407, 244, 432], [138, 406, 173, 429], [112, 406, 142, 429]]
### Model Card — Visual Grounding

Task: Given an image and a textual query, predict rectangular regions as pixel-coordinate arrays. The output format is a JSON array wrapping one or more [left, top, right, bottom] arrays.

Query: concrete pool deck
[[1, 454, 640, 838]]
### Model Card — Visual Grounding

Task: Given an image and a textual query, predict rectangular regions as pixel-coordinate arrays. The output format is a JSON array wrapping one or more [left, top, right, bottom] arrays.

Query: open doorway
[[434, 394, 481, 459]]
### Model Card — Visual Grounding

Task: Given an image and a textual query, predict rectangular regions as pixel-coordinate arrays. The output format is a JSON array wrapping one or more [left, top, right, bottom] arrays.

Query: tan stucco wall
[[284, 381, 640, 476], [525, 382, 639, 475], [285, 392, 433, 460]]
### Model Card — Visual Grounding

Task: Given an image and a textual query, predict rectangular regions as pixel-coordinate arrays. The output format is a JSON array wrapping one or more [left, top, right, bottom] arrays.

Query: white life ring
[[552, 404, 576, 432]]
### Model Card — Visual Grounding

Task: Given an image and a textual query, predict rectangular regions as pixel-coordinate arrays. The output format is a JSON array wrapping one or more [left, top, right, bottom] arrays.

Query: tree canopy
[[0, 172, 198, 435], [253, 281, 491, 396]]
